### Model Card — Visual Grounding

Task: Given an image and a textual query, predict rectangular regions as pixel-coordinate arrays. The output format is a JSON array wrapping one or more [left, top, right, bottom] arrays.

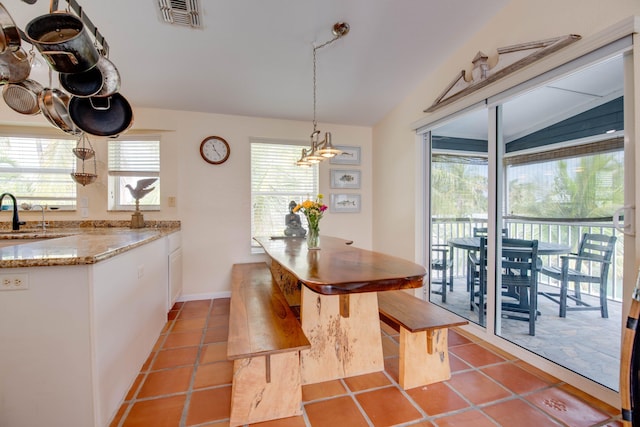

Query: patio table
[[447, 237, 570, 324], [448, 237, 570, 255]]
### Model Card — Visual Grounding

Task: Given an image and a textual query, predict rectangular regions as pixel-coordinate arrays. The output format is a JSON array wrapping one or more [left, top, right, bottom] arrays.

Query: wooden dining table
[[254, 235, 427, 384]]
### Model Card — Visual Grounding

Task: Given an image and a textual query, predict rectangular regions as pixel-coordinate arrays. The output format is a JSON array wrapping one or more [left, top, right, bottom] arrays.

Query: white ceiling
[[5, 0, 510, 127]]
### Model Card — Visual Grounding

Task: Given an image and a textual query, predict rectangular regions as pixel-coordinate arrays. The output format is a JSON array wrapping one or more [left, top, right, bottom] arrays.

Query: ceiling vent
[[158, 0, 202, 28]]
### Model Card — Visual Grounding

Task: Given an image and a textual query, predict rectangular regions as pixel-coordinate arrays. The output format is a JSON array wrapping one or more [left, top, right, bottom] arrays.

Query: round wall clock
[[200, 136, 230, 165]]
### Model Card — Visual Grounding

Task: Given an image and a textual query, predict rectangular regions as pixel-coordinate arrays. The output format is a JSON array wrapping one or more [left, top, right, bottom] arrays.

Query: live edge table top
[[254, 236, 426, 295]]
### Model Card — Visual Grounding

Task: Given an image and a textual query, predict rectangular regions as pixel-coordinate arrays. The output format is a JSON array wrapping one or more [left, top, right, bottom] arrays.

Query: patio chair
[[431, 244, 453, 302], [470, 237, 541, 335], [538, 233, 617, 318], [467, 227, 508, 291], [500, 238, 540, 336], [469, 237, 488, 325]]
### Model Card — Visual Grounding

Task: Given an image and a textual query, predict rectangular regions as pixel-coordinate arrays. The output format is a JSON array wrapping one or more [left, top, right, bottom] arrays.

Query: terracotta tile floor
[[109, 298, 624, 427]]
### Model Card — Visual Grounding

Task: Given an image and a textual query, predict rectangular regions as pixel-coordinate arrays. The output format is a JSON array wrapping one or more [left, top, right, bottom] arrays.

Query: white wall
[[0, 104, 372, 298], [372, 0, 640, 260]]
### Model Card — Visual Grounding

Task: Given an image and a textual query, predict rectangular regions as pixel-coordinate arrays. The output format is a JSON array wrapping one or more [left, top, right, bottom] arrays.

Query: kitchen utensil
[[25, 12, 99, 73], [68, 92, 133, 137], [39, 87, 81, 134], [59, 55, 120, 97], [0, 47, 30, 83], [59, 65, 102, 97], [2, 78, 43, 115], [92, 55, 120, 97], [0, 3, 22, 54]]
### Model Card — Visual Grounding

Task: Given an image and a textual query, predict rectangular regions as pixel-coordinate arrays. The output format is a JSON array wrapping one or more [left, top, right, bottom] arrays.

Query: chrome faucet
[[0, 193, 25, 231], [31, 204, 47, 231]]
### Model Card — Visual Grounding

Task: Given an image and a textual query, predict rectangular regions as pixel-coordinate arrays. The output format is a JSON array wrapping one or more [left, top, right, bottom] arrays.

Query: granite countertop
[[0, 221, 180, 268]]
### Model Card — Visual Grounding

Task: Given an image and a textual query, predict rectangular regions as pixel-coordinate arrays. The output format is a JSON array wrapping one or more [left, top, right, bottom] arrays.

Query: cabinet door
[[169, 248, 183, 310]]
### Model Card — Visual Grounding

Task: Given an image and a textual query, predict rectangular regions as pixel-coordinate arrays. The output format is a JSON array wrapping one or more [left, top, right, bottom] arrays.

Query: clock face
[[200, 136, 230, 164]]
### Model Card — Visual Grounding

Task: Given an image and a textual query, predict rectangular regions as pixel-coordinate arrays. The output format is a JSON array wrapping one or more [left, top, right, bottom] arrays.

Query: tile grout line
[[115, 304, 180, 427], [379, 369, 431, 425], [116, 299, 622, 427], [179, 299, 215, 427]]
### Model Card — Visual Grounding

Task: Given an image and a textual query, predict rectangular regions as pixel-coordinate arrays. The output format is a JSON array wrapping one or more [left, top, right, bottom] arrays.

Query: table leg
[[299, 286, 384, 384]]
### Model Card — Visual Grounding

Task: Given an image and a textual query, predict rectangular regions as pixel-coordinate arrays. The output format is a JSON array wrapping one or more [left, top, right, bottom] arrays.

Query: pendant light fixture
[[297, 22, 349, 167]]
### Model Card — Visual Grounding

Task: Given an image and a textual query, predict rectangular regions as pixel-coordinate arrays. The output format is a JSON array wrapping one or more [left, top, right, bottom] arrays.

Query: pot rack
[[19, 0, 109, 56], [13, 0, 113, 187]]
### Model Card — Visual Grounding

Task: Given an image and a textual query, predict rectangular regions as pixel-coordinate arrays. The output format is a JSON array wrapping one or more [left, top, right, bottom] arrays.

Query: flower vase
[[307, 226, 320, 249]]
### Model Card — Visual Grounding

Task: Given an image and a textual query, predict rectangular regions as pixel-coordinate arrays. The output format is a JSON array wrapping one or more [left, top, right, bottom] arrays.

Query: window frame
[[107, 137, 161, 211]]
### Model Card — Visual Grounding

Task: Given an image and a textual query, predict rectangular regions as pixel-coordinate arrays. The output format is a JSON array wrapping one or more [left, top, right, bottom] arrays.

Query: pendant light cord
[[312, 25, 348, 133]]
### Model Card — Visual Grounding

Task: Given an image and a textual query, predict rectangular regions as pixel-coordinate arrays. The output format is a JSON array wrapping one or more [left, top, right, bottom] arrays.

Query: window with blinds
[[108, 139, 160, 210], [251, 140, 318, 243], [0, 135, 77, 209]]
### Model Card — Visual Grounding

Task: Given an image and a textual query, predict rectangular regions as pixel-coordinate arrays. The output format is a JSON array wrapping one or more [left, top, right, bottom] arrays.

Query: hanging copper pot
[[0, 47, 30, 84], [0, 3, 22, 54]]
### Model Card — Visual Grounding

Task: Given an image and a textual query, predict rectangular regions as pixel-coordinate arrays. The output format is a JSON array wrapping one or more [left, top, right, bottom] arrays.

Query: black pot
[[60, 56, 120, 98], [25, 13, 99, 73], [59, 65, 103, 97], [68, 92, 134, 137]]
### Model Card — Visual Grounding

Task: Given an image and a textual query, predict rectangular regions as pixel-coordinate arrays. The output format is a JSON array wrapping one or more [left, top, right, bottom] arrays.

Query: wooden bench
[[378, 290, 468, 389], [227, 262, 311, 427]]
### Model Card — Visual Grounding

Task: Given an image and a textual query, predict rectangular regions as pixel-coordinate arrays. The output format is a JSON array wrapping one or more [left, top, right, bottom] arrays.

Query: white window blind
[[0, 135, 76, 208], [108, 140, 160, 176], [108, 139, 160, 210], [251, 141, 318, 242]]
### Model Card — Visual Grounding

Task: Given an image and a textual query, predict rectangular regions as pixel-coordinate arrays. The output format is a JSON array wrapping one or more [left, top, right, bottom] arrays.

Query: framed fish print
[[330, 169, 361, 189], [330, 193, 361, 213], [330, 145, 361, 165]]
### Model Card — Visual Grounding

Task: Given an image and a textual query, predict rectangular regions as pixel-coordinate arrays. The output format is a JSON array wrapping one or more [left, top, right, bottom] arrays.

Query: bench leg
[[300, 286, 384, 384], [398, 327, 451, 390], [229, 351, 303, 427]]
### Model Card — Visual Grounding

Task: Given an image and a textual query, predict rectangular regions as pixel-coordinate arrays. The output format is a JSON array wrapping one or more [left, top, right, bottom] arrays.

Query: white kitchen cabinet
[[0, 236, 169, 427], [167, 231, 183, 310]]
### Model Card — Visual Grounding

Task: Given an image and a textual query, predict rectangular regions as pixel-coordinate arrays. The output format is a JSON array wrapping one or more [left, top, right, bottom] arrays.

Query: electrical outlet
[[168, 196, 176, 207], [0, 273, 28, 290]]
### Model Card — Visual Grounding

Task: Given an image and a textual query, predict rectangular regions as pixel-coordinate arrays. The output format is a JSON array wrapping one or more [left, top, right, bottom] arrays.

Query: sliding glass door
[[428, 107, 489, 328], [496, 54, 624, 390], [427, 52, 626, 391]]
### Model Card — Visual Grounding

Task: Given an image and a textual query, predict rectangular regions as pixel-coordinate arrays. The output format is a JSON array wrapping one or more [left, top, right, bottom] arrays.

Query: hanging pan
[[3, 78, 43, 115], [0, 3, 22, 54], [59, 55, 120, 97], [39, 87, 81, 134], [68, 92, 133, 137], [92, 56, 120, 97], [59, 65, 102, 97], [0, 47, 30, 84]]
